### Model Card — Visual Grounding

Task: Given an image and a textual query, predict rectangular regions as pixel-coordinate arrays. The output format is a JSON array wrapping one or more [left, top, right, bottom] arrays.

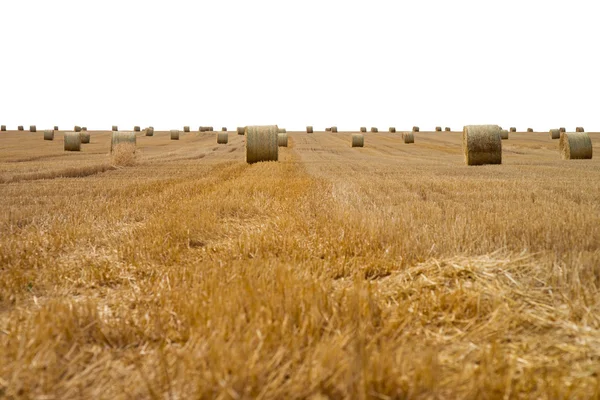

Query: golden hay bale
[[43, 130, 54, 140], [18, 126, 24, 131], [351, 133, 364, 147], [184, 126, 190, 132], [74, 126, 81, 132], [527, 128, 533, 132], [82, 127, 87, 131], [576, 127, 585, 132], [560, 132, 592, 160], [412, 126, 419, 132], [463, 125, 502, 165], [222, 127, 227, 132], [208, 126, 214, 132], [403, 132, 414, 144], [371, 127, 378, 132], [1, 125, 6, 131], [134, 126, 140, 132], [64, 131, 81, 151], [145, 127, 154, 136], [171, 130, 180, 140], [445, 127, 451, 131], [111, 131, 136, 152], [435, 126, 442, 131], [80, 130, 91, 144], [54, 126, 59, 131], [360, 127, 367, 132], [331, 126, 338, 132], [112, 125, 118, 131], [30, 125, 37, 132], [306, 126, 313, 133], [246, 125, 279, 164], [510, 127, 516, 132], [237, 127, 245, 135], [500, 130, 509, 140], [389, 127, 396, 133], [559, 127, 566, 133], [277, 133, 288, 147], [217, 132, 228, 144], [325, 128, 331, 132], [549, 129, 560, 140], [278, 128, 286, 133]]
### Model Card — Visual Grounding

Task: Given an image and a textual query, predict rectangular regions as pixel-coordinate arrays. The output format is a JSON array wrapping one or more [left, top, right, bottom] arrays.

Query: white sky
[[1, 0, 598, 131]]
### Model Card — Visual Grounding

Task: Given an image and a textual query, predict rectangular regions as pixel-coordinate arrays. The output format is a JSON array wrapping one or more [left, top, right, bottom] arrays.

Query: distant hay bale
[[510, 127, 516, 132], [43, 130, 54, 140], [371, 127, 378, 132], [277, 133, 288, 147], [351, 134, 364, 147], [527, 128, 533, 132], [80, 130, 91, 144], [217, 132, 228, 144], [64, 131, 81, 151], [463, 125, 502, 165], [74, 126, 81, 132], [18, 126, 24, 131], [184, 126, 190, 132], [134, 126, 140, 132], [199, 126, 207, 132], [306, 126, 313, 133], [435, 126, 442, 132], [278, 128, 286, 133], [403, 132, 414, 144], [82, 127, 87, 131], [360, 127, 367, 132], [30, 125, 37, 132], [549, 129, 560, 140], [111, 131, 136, 152], [112, 126, 118, 131], [1, 125, 5, 131], [576, 127, 585, 132], [246, 125, 279, 164], [412, 126, 419, 132], [331, 126, 338, 132], [325, 127, 332, 132], [237, 127, 245, 135], [208, 126, 214, 132], [445, 127, 451, 131], [500, 130, 509, 140], [560, 132, 592, 160], [389, 127, 396, 133], [145, 127, 154, 136], [171, 130, 180, 140], [54, 126, 59, 131], [222, 127, 227, 131], [559, 127, 566, 133]]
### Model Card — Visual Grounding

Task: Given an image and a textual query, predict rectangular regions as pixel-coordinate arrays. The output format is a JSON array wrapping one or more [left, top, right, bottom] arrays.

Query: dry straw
[[111, 143, 137, 167], [237, 127, 245, 135], [277, 133, 288, 147], [74, 126, 81, 132], [435, 126, 442, 131], [64, 131, 81, 151], [445, 127, 451, 131], [360, 127, 367, 132], [549, 129, 560, 140], [145, 127, 154, 136], [510, 127, 516, 132], [403, 132, 414, 144], [371, 127, 378, 132], [43, 130, 54, 140], [500, 130, 509, 140], [111, 131, 136, 152], [412, 126, 419, 132], [184, 126, 190, 132], [331, 126, 338, 132], [18, 126, 23, 131], [463, 125, 502, 165], [351, 133, 364, 147], [389, 127, 396, 132], [30, 125, 36, 132], [171, 130, 180, 140], [217, 132, 228, 144], [527, 128, 533, 132], [560, 132, 592, 159], [306, 126, 313, 133], [112, 126, 118, 131], [246, 125, 279, 163], [576, 127, 585, 132]]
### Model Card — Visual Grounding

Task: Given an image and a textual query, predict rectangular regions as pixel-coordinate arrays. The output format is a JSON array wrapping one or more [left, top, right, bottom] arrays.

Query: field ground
[[1, 129, 600, 399]]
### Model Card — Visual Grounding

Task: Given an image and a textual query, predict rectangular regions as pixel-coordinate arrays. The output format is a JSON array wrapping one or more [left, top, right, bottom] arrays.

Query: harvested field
[[1, 129, 600, 399]]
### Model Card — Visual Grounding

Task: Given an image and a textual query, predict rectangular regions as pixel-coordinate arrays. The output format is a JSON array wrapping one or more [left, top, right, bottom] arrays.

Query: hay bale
[[412, 126, 419, 132], [500, 130, 509, 140], [217, 132, 228, 144], [463, 125, 502, 165], [208, 126, 214, 132], [360, 127, 367, 132], [80, 130, 91, 144], [18, 126, 24, 131], [403, 132, 414, 144], [510, 127, 516, 132], [237, 127, 245, 135], [74, 126, 81, 132], [64, 131, 81, 151], [134, 126, 140, 132], [171, 130, 180, 140], [111, 131, 136, 152], [549, 129, 560, 140], [43, 130, 54, 140], [371, 127, 378, 132], [445, 127, 451, 131], [325, 128, 332, 132], [82, 127, 87, 131], [277, 133, 288, 147], [30, 125, 36, 132], [576, 127, 585, 132], [222, 127, 227, 132], [54, 126, 58, 131], [331, 126, 338, 132], [0, 125, 5, 131], [560, 132, 592, 159], [184, 126, 190, 132], [435, 126, 442, 131], [246, 125, 279, 164], [560, 127, 566, 133], [278, 128, 286, 133], [389, 127, 396, 133], [527, 128, 533, 132], [306, 126, 313, 133], [145, 127, 154, 136], [112, 126, 118, 131], [351, 134, 364, 147]]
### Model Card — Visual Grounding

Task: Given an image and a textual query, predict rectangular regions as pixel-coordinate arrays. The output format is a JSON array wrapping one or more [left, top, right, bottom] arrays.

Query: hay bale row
[[500, 130, 509, 140], [80, 131, 91, 144], [111, 131, 136, 152], [112, 126, 118, 131], [184, 126, 190, 132], [171, 130, 180, 140], [371, 127, 378, 132], [217, 132, 228, 144], [576, 127, 585, 132], [560, 132, 592, 159], [306, 126, 313, 133], [44, 130, 54, 140], [463, 125, 502, 165], [351, 134, 364, 147], [435, 126, 442, 132], [246, 125, 278, 164], [403, 132, 414, 144], [549, 129, 560, 140], [64, 132, 81, 151], [389, 127, 396, 133], [412, 126, 419, 132], [277, 133, 288, 147], [237, 127, 245, 135], [18, 126, 23, 131], [360, 127, 367, 132], [30, 125, 36, 132]]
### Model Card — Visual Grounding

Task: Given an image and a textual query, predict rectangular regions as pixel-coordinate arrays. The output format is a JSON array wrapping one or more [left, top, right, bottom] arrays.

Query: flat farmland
[[1, 129, 600, 399]]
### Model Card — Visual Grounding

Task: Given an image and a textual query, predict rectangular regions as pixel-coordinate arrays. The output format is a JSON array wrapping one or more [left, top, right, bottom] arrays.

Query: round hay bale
[[217, 132, 228, 144], [18, 126, 24, 131], [171, 130, 180, 140], [371, 127, 378, 132], [30, 125, 37, 132], [412, 126, 419, 132], [222, 127, 227, 132], [145, 127, 154, 136], [500, 130, 509, 140], [360, 127, 367, 132], [184, 126, 190, 132], [82, 127, 87, 131], [559, 127, 566, 133], [403, 132, 414, 144], [389, 127, 396, 133], [445, 127, 451, 131], [435, 126, 442, 132], [278, 128, 286, 133], [527, 128, 533, 132], [277, 133, 288, 147], [560, 132, 592, 160], [576, 127, 585, 132], [463, 125, 502, 165], [237, 127, 245, 135], [510, 127, 516, 132], [325, 128, 331, 132], [208, 126, 214, 132], [64, 131, 81, 151], [246, 125, 279, 164], [331, 126, 338, 132], [112, 126, 118, 132], [80, 130, 91, 144], [351, 134, 364, 147], [306, 126, 313, 133], [111, 131, 136, 152], [134, 126, 140, 132], [43, 130, 54, 140], [54, 126, 59, 131], [74, 126, 81, 132], [1, 125, 6, 131], [549, 129, 560, 140]]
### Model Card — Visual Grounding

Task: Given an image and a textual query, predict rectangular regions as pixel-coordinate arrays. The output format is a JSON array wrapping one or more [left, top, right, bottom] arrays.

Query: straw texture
[[549, 129, 560, 140], [246, 125, 279, 164], [463, 125, 502, 165], [560, 132, 592, 160], [111, 131, 136, 152], [64, 131, 81, 151]]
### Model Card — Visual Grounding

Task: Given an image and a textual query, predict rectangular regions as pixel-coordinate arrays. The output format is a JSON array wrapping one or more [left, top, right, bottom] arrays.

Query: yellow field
[[1, 129, 599, 399]]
